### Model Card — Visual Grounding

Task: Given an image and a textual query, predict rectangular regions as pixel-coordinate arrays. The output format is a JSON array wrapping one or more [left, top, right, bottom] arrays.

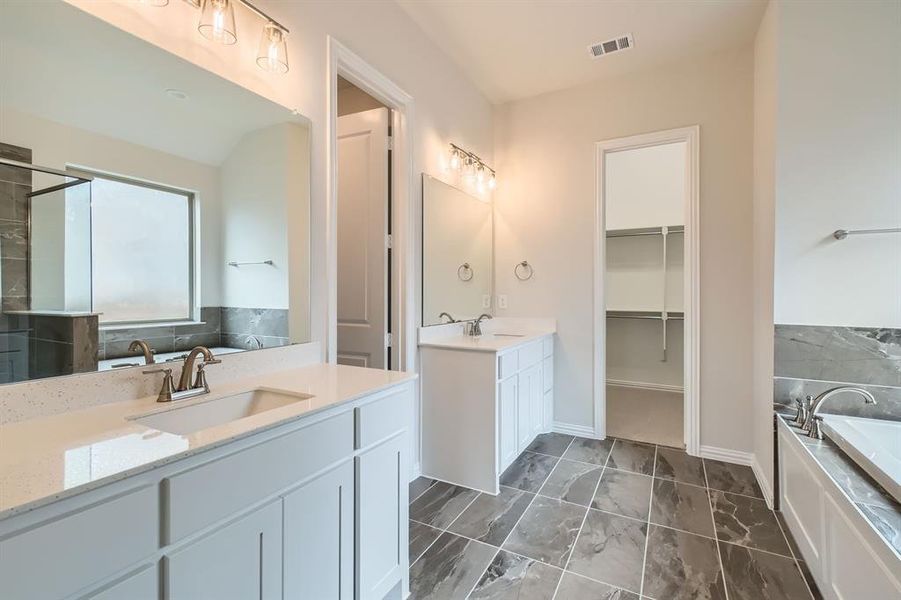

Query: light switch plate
[[482, 294, 491, 309], [498, 294, 508, 309]]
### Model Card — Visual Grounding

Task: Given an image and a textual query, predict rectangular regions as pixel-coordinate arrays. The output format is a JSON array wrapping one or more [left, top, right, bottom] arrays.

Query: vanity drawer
[[542, 337, 553, 357], [498, 351, 519, 379], [0, 485, 158, 600], [163, 412, 353, 543], [519, 341, 543, 369], [356, 389, 409, 448]]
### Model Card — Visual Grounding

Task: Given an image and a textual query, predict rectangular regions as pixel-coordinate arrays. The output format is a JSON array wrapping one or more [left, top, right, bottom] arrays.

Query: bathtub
[[821, 415, 901, 502]]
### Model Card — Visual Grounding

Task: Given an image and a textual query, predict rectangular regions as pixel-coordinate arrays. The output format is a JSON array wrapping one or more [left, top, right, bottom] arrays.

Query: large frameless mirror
[[421, 174, 492, 327], [0, 1, 311, 383]]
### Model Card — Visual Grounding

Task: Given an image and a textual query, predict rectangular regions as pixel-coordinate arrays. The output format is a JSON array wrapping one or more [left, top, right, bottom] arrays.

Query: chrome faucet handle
[[142, 367, 175, 403], [793, 395, 811, 426], [810, 415, 825, 440]]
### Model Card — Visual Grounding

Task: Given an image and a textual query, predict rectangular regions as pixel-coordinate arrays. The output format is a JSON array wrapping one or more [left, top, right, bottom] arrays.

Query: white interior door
[[337, 107, 390, 369]]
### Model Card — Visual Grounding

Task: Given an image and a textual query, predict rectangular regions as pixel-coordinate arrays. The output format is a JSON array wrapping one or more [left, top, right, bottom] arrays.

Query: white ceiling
[[396, 0, 767, 104], [0, 1, 299, 166]]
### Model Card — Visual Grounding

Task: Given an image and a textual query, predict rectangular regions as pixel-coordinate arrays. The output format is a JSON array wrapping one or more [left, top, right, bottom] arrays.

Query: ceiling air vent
[[589, 34, 634, 58]]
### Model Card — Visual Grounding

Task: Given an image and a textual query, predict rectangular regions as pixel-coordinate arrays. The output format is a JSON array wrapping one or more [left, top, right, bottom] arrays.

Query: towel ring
[[514, 260, 534, 281], [457, 262, 474, 281]]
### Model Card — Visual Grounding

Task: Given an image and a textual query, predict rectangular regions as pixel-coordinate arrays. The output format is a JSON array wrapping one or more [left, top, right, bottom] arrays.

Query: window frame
[[81, 168, 199, 328]]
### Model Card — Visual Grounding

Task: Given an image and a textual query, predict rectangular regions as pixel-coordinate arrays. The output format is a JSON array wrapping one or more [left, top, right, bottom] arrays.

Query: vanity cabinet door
[[527, 363, 544, 439], [356, 433, 407, 600], [84, 564, 159, 600], [499, 376, 518, 470], [517, 364, 543, 451], [165, 501, 282, 600], [284, 460, 354, 600]]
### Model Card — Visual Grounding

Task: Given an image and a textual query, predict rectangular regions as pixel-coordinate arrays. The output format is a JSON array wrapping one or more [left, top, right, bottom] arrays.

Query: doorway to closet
[[594, 127, 700, 453]]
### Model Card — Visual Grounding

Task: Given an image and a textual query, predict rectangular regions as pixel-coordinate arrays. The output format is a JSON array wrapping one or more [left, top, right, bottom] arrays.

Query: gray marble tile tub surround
[[0, 142, 32, 313], [408, 437, 817, 600], [775, 324, 901, 387], [773, 376, 901, 421]]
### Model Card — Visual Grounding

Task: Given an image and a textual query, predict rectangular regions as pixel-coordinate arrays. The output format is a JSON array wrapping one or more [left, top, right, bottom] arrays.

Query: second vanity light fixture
[[448, 144, 497, 193], [143, 0, 290, 73]]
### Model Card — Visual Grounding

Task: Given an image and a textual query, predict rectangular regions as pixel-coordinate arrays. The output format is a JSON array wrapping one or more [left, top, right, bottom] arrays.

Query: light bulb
[[257, 22, 289, 73], [487, 172, 497, 190], [198, 0, 237, 45], [448, 147, 461, 171], [463, 158, 476, 180], [476, 164, 486, 183]]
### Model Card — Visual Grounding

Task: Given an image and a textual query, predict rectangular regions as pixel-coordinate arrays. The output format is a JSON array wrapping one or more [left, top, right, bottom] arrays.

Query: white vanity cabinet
[[0, 380, 414, 600], [420, 331, 555, 494]]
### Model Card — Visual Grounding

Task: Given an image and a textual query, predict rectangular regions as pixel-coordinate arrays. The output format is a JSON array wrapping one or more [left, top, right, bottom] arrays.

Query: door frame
[[327, 37, 415, 373], [593, 126, 701, 455]]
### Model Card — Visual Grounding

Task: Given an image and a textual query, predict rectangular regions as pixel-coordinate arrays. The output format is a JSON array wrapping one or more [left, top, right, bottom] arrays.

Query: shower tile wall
[[220, 307, 289, 349], [0, 142, 31, 312], [29, 314, 99, 379], [774, 324, 901, 420]]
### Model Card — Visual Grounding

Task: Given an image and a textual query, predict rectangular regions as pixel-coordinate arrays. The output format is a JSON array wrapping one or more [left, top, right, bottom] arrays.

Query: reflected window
[[89, 174, 194, 324]]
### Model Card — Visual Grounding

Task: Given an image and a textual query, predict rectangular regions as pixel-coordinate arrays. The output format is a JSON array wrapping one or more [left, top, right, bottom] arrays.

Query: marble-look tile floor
[[409, 433, 821, 600]]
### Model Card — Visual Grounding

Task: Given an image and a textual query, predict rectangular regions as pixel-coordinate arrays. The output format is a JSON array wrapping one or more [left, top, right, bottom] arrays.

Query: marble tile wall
[[28, 315, 99, 379], [0, 143, 32, 312], [220, 307, 289, 350], [774, 324, 901, 421], [775, 324, 901, 387]]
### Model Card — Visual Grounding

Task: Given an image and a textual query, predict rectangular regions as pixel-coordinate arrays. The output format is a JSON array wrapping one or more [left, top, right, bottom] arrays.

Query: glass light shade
[[462, 157, 476, 180], [198, 0, 237, 45], [476, 165, 486, 183], [488, 172, 497, 190], [257, 22, 289, 73], [448, 147, 461, 171]]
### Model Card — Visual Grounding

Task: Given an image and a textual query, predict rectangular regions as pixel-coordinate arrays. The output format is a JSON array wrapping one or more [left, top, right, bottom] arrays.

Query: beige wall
[[68, 0, 495, 357], [494, 48, 755, 451], [337, 82, 387, 117], [752, 0, 778, 500], [773, 0, 901, 328]]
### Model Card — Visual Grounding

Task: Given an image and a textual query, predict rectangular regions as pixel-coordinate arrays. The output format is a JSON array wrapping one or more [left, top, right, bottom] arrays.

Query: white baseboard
[[751, 457, 774, 509], [552, 421, 598, 439], [607, 379, 684, 394], [699, 445, 754, 465]]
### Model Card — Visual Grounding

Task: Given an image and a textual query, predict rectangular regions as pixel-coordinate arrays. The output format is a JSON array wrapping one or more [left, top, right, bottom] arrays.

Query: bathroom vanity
[[0, 361, 415, 600], [419, 319, 556, 493], [777, 416, 900, 599]]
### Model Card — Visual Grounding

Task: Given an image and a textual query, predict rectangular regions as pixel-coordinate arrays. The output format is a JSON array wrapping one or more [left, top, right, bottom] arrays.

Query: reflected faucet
[[802, 386, 876, 439], [128, 340, 155, 365], [469, 313, 493, 337], [438, 312, 456, 324]]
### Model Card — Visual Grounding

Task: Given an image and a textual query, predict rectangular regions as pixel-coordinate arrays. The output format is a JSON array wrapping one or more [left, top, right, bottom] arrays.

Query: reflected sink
[[492, 333, 525, 338], [130, 388, 312, 435]]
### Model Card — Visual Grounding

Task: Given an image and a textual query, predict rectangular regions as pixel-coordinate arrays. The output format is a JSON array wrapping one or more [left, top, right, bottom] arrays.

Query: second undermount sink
[[130, 388, 312, 435]]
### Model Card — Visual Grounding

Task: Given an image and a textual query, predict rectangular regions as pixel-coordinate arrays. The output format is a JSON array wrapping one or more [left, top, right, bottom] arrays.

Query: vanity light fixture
[[143, 0, 290, 73], [447, 143, 497, 191]]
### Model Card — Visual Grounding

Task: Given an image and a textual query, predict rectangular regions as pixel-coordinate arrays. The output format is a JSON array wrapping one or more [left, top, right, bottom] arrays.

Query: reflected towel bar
[[833, 228, 901, 240], [227, 260, 274, 267]]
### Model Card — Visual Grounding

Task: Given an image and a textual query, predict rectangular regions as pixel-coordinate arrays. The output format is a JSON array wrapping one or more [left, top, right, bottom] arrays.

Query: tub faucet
[[802, 386, 876, 439]]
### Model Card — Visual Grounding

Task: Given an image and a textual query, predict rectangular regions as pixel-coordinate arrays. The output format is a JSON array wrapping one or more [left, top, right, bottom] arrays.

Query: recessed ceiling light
[[165, 88, 189, 100]]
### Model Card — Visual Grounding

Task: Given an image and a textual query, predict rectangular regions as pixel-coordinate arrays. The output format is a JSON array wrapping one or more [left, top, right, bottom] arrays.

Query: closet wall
[[605, 142, 686, 391]]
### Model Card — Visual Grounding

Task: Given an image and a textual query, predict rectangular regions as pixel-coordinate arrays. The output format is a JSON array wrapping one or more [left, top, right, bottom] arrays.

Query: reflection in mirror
[[421, 174, 492, 326], [0, 1, 311, 383]]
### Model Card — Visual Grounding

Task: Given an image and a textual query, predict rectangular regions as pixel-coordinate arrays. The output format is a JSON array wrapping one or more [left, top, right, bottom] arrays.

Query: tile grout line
[[550, 437, 616, 600], [462, 437, 571, 599], [773, 510, 818, 600], [637, 444, 659, 598], [704, 456, 731, 600], [408, 478, 438, 505]]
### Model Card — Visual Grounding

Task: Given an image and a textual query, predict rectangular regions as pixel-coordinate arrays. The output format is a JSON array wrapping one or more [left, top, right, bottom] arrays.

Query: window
[[90, 174, 194, 324]]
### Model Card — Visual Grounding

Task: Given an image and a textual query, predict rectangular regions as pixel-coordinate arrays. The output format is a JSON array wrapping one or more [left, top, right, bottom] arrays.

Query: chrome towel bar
[[833, 227, 901, 240], [227, 260, 274, 267]]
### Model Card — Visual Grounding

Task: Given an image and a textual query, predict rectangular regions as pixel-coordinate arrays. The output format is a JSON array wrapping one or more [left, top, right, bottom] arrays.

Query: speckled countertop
[[779, 415, 900, 557], [418, 329, 555, 353], [0, 363, 415, 521]]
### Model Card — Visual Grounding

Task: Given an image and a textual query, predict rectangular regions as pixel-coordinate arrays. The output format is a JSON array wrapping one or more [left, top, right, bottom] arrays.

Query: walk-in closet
[[604, 141, 687, 447]]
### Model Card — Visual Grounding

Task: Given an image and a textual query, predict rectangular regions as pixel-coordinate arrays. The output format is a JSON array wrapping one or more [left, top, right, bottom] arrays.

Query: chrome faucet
[[802, 386, 876, 439], [438, 312, 456, 323], [128, 340, 155, 365], [144, 346, 220, 403], [469, 313, 493, 337]]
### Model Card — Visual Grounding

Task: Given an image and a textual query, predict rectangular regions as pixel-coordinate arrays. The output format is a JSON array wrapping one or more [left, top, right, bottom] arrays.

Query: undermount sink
[[492, 333, 525, 337], [130, 388, 312, 435]]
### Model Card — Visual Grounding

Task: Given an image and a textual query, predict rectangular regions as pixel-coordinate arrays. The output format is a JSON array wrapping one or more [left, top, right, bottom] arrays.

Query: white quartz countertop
[[0, 363, 415, 520], [418, 328, 555, 353]]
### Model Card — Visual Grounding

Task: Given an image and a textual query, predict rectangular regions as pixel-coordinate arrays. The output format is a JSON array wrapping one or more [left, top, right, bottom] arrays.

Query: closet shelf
[[606, 225, 684, 238], [606, 310, 684, 320]]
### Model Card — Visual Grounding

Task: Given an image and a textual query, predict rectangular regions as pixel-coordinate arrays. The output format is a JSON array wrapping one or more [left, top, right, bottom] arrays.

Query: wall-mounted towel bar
[[227, 260, 274, 267], [833, 227, 901, 240], [606, 225, 685, 238]]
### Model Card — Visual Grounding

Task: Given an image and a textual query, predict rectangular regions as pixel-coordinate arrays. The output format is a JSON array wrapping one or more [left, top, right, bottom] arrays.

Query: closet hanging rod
[[833, 227, 901, 240], [606, 310, 684, 320], [606, 225, 684, 238]]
